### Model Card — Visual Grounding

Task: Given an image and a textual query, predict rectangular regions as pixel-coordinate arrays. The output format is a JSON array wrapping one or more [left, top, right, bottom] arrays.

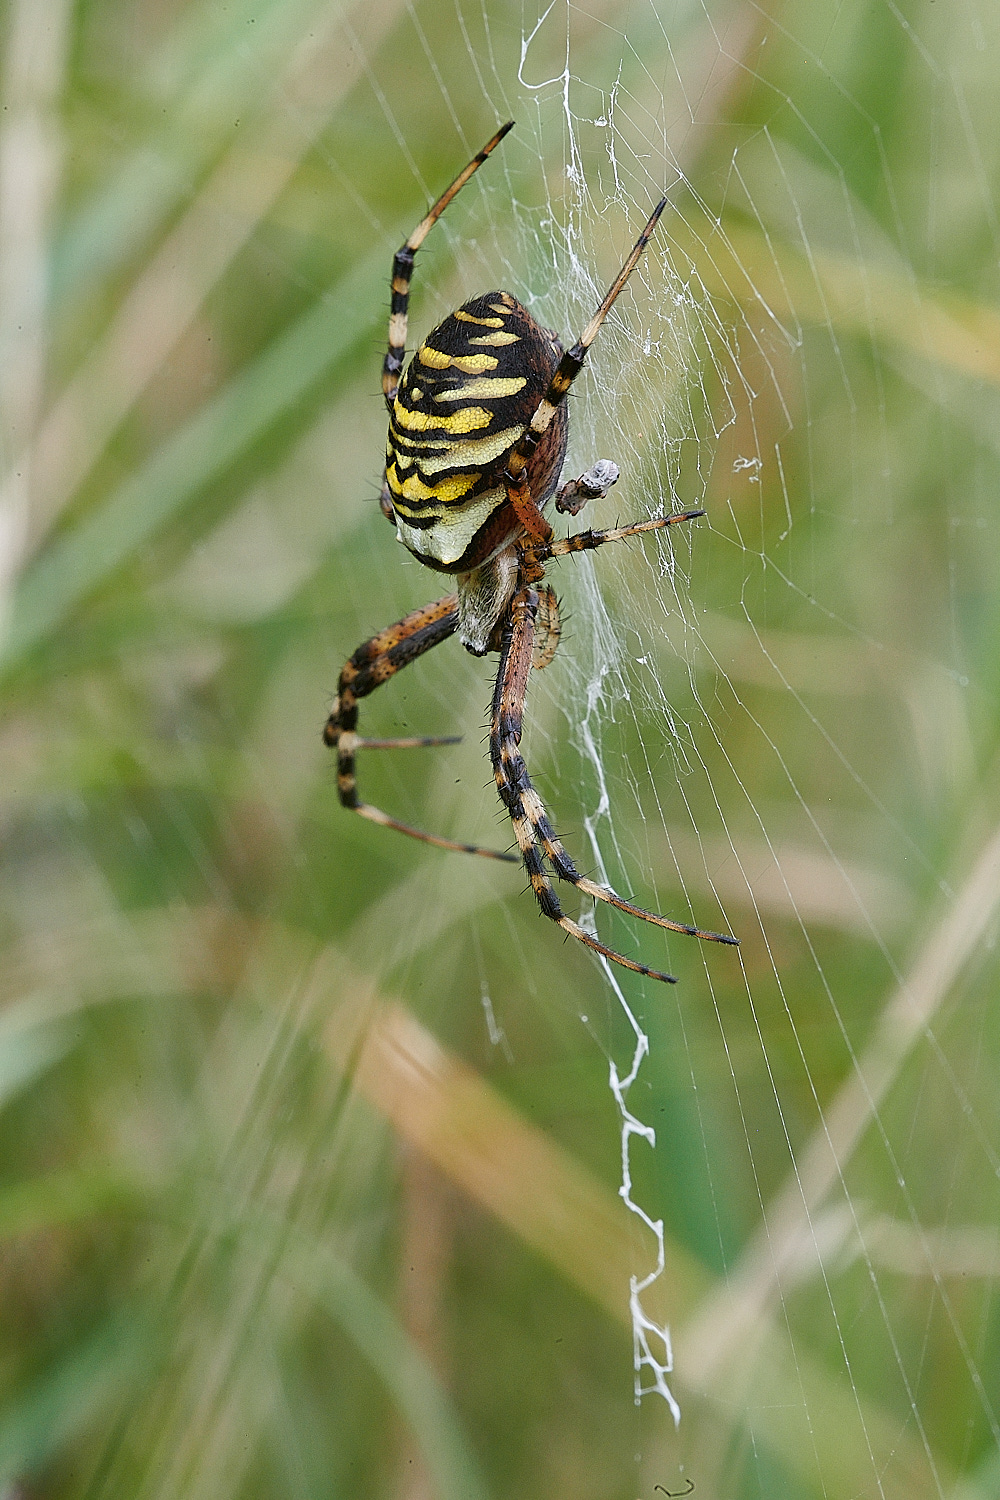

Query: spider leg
[[525, 509, 710, 567], [520, 511, 738, 947], [526, 799, 735, 945], [492, 584, 682, 984], [382, 121, 515, 409], [502, 198, 668, 542], [325, 593, 518, 863]]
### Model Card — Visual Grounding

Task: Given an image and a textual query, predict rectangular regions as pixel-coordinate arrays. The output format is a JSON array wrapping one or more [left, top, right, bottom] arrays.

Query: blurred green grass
[[2, 1, 1000, 1497]]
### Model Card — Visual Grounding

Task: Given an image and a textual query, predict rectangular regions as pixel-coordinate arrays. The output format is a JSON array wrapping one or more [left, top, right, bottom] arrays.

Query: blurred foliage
[[1, 1, 1000, 1498]]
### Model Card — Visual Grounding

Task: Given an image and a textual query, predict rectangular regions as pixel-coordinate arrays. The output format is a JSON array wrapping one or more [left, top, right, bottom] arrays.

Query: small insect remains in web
[[324, 122, 738, 981]]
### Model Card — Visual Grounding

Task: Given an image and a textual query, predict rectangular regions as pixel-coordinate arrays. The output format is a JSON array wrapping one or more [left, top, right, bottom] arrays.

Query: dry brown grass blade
[[680, 818, 1000, 1389], [0, 0, 73, 621], [3, 901, 972, 1496], [325, 992, 954, 1499], [671, 209, 1000, 388]]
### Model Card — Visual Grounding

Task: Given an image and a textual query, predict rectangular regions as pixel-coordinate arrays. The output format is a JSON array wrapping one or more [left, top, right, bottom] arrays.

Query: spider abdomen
[[386, 290, 568, 573]]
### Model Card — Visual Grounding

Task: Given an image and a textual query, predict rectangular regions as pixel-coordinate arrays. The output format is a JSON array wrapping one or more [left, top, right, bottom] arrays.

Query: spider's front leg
[[325, 593, 517, 862], [491, 562, 738, 975], [491, 581, 680, 983]]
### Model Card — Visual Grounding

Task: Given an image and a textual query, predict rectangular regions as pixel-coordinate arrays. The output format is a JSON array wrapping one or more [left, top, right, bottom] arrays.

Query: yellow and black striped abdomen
[[386, 291, 568, 572]]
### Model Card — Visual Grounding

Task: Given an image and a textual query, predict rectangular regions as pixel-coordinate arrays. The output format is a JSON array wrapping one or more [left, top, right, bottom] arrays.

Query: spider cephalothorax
[[324, 123, 737, 981]]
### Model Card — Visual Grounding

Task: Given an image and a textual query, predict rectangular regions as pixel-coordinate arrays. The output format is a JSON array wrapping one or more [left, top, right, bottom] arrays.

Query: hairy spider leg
[[492, 583, 682, 984], [325, 593, 518, 863], [382, 120, 515, 408], [527, 509, 705, 565], [521, 512, 739, 948], [502, 197, 669, 542]]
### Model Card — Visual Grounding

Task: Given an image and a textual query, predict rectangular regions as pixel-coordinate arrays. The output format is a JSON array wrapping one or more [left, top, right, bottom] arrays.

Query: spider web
[[326, 3, 1000, 1493], [3, 1, 1000, 1498]]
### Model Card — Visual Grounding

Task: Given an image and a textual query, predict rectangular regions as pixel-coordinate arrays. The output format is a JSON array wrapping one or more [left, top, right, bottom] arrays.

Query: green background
[[1, 1, 998, 1496]]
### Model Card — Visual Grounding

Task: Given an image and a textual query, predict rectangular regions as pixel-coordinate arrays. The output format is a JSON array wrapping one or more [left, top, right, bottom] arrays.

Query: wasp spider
[[324, 123, 737, 982]]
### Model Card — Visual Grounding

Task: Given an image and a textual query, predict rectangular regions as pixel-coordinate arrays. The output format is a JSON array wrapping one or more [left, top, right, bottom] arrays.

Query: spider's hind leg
[[501, 199, 668, 539], [382, 121, 514, 407], [325, 593, 517, 863]]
